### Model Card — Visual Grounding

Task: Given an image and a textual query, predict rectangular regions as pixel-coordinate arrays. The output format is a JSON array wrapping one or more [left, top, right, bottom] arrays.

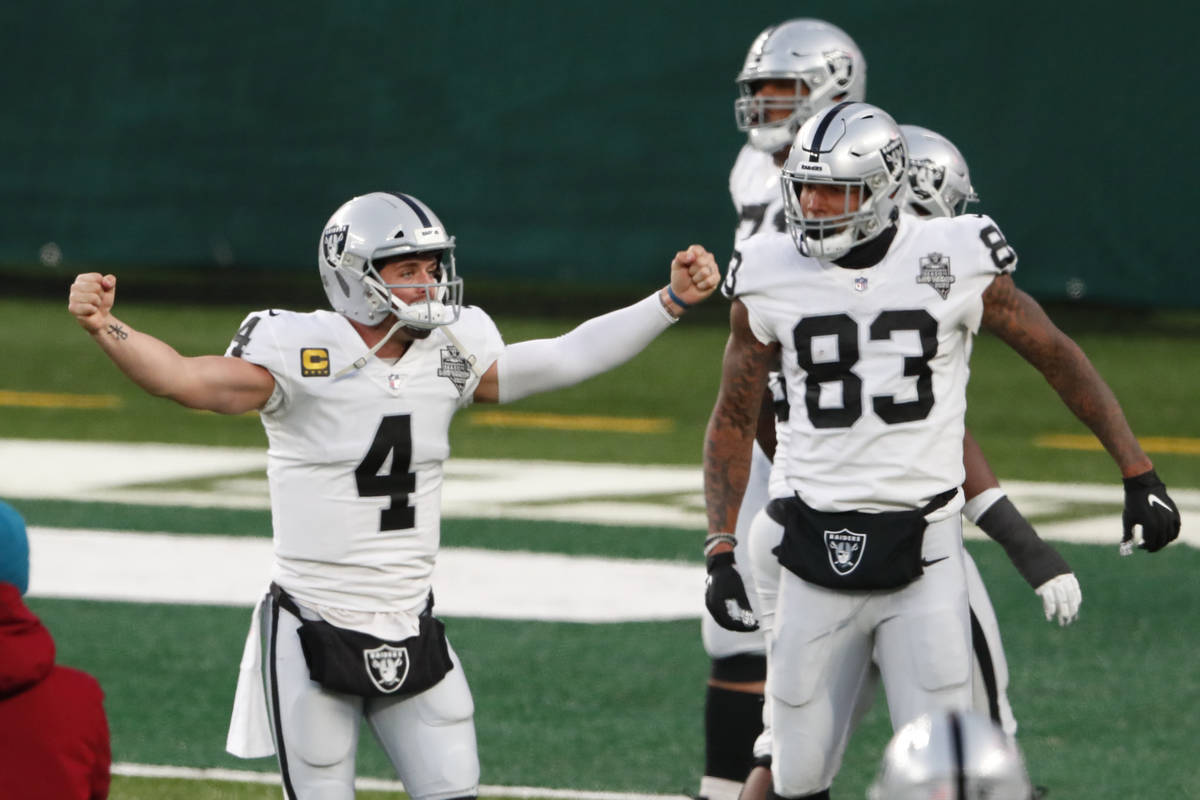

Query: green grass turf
[[24, 541, 1200, 799], [7, 296, 1200, 484]]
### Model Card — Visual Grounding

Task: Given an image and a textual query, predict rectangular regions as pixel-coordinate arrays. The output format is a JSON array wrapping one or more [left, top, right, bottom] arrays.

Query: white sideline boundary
[[112, 762, 691, 800]]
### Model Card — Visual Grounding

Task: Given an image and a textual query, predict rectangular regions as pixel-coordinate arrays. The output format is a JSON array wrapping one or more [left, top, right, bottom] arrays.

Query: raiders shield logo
[[908, 157, 945, 203], [917, 252, 956, 299], [824, 49, 854, 88], [364, 644, 410, 694], [880, 137, 905, 183], [322, 224, 349, 269], [824, 529, 867, 576]]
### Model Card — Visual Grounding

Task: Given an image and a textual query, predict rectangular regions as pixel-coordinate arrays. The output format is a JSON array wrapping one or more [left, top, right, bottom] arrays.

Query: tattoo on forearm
[[983, 275, 1147, 470], [106, 323, 128, 340], [703, 337, 776, 533]]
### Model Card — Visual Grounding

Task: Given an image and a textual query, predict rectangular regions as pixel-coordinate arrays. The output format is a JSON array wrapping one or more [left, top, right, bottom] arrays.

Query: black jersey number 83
[[793, 309, 938, 428]]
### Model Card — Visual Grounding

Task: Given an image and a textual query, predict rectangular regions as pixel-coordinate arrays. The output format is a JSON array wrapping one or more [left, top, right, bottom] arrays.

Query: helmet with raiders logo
[[781, 102, 907, 261], [318, 192, 462, 329], [734, 19, 867, 154], [868, 711, 1034, 800], [900, 125, 979, 218]]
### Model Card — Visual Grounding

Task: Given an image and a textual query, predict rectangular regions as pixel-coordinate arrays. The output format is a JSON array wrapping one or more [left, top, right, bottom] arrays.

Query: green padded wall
[[1, 0, 1192, 306]]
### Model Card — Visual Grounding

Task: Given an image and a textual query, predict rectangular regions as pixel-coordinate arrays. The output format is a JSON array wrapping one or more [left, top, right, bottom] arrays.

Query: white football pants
[[765, 514, 975, 796], [261, 594, 479, 800]]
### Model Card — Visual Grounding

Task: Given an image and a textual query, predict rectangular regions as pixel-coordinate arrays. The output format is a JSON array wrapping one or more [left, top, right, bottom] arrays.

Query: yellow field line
[[0, 390, 123, 409], [1036, 433, 1200, 455], [468, 410, 673, 434]]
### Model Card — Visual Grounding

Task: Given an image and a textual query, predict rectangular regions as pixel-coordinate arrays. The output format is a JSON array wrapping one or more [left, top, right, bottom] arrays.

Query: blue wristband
[[666, 285, 692, 310]]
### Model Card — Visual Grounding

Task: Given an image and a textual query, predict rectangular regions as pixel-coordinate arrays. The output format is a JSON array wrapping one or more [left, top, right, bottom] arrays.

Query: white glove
[[1034, 573, 1081, 626]]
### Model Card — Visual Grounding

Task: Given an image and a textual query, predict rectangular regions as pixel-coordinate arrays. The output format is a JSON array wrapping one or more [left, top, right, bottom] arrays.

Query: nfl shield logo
[[854, 276, 868, 292], [824, 529, 867, 576], [322, 225, 349, 269], [364, 644, 410, 694]]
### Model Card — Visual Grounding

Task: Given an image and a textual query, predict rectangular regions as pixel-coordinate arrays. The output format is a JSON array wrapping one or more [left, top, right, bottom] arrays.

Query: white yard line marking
[[111, 762, 690, 800], [26, 527, 703, 621], [5, 439, 1200, 537]]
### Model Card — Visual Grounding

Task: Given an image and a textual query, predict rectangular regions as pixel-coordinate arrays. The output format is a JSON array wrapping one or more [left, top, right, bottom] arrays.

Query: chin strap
[[333, 316, 482, 380], [333, 317, 408, 379]]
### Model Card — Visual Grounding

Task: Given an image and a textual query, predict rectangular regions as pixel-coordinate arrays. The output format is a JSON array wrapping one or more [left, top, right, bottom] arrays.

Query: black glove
[[1121, 469, 1181, 553], [705, 551, 759, 632]]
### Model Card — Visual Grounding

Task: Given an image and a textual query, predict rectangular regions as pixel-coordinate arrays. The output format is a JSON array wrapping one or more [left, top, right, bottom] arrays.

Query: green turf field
[[4, 296, 1200, 798]]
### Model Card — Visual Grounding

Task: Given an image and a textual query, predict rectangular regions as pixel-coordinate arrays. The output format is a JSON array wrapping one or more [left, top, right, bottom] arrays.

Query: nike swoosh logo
[[268, 309, 281, 316], [921, 556, 948, 567], [1148, 494, 1173, 512]]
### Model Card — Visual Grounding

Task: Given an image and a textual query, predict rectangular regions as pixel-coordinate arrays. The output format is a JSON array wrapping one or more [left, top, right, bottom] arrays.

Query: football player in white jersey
[[703, 103, 1180, 800], [708, 22, 1080, 800], [701, 22, 868, 800], [67, 191, 720, 800], [726, 123, 1085, 800]]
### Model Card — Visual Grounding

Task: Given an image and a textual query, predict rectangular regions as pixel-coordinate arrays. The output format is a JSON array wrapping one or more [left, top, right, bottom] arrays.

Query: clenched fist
[[669, 244, 720, 308], [68, 273, 118, 334]]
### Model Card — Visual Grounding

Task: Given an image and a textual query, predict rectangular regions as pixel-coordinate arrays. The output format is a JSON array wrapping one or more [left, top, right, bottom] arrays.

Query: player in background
[[705, 102, 1180, 799], [69, 191, 720, 800]]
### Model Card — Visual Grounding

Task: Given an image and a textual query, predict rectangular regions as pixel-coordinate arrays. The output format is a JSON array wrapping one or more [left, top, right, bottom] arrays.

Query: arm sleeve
[[496, 292, 674, 403], [970, 493, 1072, 588]]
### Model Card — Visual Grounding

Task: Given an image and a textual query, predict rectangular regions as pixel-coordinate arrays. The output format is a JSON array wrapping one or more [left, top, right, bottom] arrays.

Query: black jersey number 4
[[356, 415, 418, 531]]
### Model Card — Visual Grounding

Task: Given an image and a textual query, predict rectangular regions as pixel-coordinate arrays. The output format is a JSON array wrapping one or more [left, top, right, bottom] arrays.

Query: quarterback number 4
[[794, 310, 938, 428], [356, 415, 418, 531], [229, 315, 262, 358]]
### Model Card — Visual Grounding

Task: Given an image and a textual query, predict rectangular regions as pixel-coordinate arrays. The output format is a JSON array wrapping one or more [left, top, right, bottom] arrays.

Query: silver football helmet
[[781, 102, 907, 261], [900, 125, 979, 218], [318, 192, 463, 329], [868, 711, 1034, 800], [734, 19, 867, 154]]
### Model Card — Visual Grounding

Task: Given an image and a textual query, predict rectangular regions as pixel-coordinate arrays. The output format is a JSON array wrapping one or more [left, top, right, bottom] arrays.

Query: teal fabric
[[0, 501, 29, 596]]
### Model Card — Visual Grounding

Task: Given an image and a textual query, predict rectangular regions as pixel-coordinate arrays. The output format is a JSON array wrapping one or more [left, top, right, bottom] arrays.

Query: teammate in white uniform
[[703, 103, 1180, 799], [706, 22, 1081, 800], [700, 22, 867, 800], [68, 191, 721, 800]]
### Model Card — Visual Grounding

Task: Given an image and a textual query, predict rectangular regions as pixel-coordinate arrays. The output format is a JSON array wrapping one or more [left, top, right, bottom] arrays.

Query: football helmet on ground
[[318, 192, 463, 329], [900, 125, 979, 218], [868, 711, 1033, 800], [781, 102, 907, 261], [734, 19, 866, 154]]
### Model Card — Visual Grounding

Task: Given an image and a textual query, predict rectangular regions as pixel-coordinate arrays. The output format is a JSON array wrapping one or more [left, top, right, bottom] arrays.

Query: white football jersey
[[727, 144, 787, 253], [727, 214, 1017, 516], [224, 307, 505, 613]]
